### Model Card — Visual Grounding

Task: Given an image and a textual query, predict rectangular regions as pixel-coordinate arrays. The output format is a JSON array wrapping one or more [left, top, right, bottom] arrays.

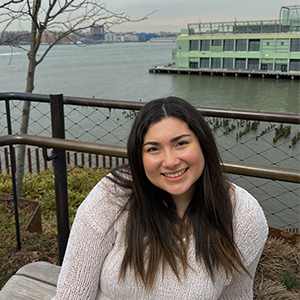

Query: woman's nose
[[162, 151, 180, 168]]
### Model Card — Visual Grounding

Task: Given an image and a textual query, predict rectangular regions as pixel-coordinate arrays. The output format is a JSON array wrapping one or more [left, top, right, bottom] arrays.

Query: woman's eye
[[176, 141, 188, 147], [146, 147, 158, 153]]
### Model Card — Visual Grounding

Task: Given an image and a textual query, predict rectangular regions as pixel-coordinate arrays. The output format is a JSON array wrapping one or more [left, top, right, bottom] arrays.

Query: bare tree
[[0, 0, 152, 197]]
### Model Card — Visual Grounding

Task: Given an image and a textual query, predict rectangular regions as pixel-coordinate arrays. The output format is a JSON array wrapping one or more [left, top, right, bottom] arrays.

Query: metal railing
[[0, 92, 299, 264]]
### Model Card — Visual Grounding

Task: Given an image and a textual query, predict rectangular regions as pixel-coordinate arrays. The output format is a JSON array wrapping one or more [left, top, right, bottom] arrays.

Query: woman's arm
[[52, 177, 118, 300], [219, 185, 269, 299]]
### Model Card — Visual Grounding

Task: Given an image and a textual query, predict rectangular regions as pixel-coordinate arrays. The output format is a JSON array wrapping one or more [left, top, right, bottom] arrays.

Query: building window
[[291, 39, 300, 52], [189, 61, 198, 68], [223, 40, 234, 51], [248, 59, 259, 69], [189, 40, 199, 51], [290, 59, 300, 71], [200, 40, 210, 51], [249, 39, 260, 51], [211, 58, 221, 68], [212, 40, 222, 46], [223, 58, 233, 68], [200, 58, 209, 68], [275, 64, 287, 71], [266, 42, 270, 46], [281, 42, 284, 46], [236, 39, 247, 51], [236, 58, 246, 69], [261, 63, 273, 70]]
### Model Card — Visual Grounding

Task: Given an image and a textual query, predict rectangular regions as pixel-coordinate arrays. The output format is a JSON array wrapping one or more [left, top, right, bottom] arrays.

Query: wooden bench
[[0, 261, 60, 300]]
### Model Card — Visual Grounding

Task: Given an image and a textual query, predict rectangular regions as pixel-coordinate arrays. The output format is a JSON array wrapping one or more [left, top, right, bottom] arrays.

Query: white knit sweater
[[52, 175, 268, 300]]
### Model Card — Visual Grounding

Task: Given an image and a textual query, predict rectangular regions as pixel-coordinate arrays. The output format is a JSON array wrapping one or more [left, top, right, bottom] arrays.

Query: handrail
[[1, 134, 299, 183], [0, 134, 127, 157], [0, 92, 299, 124]]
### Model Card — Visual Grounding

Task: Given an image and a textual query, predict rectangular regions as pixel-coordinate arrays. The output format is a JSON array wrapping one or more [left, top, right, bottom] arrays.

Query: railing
[[0, 92, 299, 264]]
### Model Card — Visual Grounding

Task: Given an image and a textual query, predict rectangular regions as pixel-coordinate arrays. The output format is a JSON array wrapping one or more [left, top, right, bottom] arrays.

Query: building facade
[[172, 6, 300, 73]]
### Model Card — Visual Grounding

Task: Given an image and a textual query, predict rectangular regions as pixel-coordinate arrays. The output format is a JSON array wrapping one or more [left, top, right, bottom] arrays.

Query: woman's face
[[142, 117, 205, 204]]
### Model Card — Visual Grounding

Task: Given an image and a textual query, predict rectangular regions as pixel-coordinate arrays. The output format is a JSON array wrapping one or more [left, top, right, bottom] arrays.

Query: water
[[1, 42, 299, 112], [0, 42, 299, 228]]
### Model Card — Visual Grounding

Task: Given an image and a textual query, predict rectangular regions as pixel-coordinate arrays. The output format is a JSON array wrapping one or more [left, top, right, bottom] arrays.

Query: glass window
[[189, 61, 198, 69], [249, 39, 260, 51], [200, 58, 209, 68], [236, 39, 247, 51], [189, 40, 199, 51], [223, 40, 234, 51], [290, 39, 300, 52], [211, 58, 221, 68], [223, 58, 233, 68], [290, 59, 300, 71], [261, 63, 273, 70], [248, 59, 259, 69], [200, 40, 210, 51], [236, 58, 246, 69], [275, 64, 287, 71], [212, 40, 222, 46]]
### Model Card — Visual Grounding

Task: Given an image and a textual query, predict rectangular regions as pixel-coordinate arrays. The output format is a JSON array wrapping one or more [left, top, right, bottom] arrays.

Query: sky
[[106, 0, 299, 32], [0, 0, 298, 33]]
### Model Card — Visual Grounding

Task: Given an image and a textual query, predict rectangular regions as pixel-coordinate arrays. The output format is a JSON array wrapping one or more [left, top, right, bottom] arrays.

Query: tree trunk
[[16, 0, 39, 197], [16, 56, 36, 197]]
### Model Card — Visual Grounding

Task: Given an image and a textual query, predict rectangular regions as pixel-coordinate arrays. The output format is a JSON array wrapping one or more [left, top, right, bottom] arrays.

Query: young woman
[[52, 97, 268, 299]]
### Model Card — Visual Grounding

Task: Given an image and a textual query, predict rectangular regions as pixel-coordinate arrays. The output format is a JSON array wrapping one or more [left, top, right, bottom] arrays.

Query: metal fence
[[0, 92, 299, 289], [0, 92, 299, 230], [0, 92, 299, 254]]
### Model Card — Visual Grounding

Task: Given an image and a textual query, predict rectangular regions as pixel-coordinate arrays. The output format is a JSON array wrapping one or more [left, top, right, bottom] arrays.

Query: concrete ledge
[[0, 262, 60, 300]]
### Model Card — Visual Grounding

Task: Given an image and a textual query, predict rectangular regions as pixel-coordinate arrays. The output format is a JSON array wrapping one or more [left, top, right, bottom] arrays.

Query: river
[[0, 42, 299, 228], [1, 42, 299, 112]]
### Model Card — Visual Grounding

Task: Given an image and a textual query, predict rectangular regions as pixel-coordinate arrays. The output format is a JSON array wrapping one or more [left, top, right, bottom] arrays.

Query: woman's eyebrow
[[170, 134, 191, 143], [143, 141, 159, 147], [143, 134, 191, 147]]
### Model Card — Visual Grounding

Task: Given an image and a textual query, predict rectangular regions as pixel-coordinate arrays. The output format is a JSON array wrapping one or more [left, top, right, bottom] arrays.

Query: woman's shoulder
[[75, 167, 132, 225], [231, 183, 265, 216]]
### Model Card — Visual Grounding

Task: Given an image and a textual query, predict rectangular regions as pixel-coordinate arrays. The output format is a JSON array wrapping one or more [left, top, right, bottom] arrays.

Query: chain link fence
[[0, 93, 299, 292], [0, 96, 299, 230]]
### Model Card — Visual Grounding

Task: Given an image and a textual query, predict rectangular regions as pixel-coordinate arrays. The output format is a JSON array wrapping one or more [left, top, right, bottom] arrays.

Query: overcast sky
[[1, 0, 298, 33], [107, 0, 299, 32]]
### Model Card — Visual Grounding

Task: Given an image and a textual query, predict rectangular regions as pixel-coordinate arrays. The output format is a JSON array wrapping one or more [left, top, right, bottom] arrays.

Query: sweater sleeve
[[51, 176, 120, 300], [218, 186, 269, 299]]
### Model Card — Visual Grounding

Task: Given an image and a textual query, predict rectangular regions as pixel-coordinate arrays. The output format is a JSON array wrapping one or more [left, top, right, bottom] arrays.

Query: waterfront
[[0, 42, 299, 229], [0, 42, 299, 112]]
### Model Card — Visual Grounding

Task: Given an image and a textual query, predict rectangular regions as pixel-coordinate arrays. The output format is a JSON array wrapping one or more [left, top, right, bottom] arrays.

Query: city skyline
[[0, 0, 297, 33]]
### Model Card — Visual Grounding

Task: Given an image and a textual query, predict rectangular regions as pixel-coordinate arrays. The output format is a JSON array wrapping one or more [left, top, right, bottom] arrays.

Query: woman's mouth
[[162, 168, 188, 178]]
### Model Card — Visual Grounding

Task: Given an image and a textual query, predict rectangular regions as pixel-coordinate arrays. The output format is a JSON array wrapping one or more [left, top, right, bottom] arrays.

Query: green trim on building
[[173, 8, 300, 73]]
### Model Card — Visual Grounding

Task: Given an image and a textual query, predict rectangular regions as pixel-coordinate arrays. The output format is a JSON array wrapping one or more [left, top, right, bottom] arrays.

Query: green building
[[172, 6, 300, 75]]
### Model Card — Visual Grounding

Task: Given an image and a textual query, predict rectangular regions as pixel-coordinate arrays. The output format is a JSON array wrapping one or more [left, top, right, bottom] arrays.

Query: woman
[[53, 97, 268, 299]]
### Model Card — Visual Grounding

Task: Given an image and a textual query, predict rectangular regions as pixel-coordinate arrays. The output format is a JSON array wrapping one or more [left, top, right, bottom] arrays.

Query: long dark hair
[[110, 96, 248, 288]]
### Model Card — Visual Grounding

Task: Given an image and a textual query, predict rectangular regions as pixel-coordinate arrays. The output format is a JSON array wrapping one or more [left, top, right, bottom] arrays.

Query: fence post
[[50, 94, 70, 265], [5, 99, 21, 250]]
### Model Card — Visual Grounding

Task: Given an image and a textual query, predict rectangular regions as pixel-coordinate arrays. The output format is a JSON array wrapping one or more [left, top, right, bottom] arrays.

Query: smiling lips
[[162, 168, 188, 178]]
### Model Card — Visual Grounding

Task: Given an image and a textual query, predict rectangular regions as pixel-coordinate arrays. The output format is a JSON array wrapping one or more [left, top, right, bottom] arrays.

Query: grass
[[0, 167, 299, 299]]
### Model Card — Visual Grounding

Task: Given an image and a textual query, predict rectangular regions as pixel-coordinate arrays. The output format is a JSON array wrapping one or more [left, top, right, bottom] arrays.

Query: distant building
[[121, 34, 138, 42], [105, 33, 121, 42], [172, 5, 300, 73], [41, 31, 56, 44], [2, 31, 30, 44], [90, 25, 104, 41], [135, 33, 158, 41]]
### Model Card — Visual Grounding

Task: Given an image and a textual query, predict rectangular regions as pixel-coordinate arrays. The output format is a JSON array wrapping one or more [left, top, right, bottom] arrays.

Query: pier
[[149, 65, 300, 79]]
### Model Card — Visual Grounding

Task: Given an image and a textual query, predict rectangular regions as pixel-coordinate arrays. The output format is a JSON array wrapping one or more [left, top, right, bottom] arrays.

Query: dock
[[149, 65, 300, 80]]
